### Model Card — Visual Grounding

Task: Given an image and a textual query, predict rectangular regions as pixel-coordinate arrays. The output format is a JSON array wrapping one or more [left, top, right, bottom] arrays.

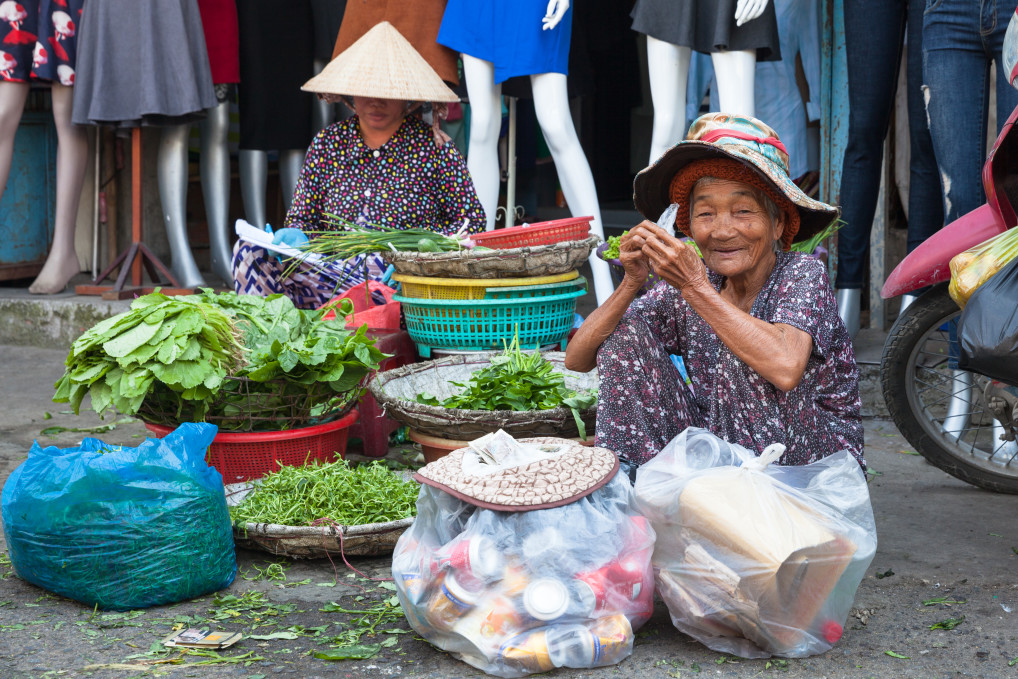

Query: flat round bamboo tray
[[383, 235, 599, 279], [225, 481, 415, 559], [408, 429, 595, 463], [368, 352, 599, 440]]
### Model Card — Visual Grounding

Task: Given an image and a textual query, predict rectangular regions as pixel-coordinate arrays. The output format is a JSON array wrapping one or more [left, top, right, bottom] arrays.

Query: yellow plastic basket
[[392, 270, 580, 300]]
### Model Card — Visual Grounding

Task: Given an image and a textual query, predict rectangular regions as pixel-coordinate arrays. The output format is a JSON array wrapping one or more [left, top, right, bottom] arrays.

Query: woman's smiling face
[[688, 178, 784, 280]]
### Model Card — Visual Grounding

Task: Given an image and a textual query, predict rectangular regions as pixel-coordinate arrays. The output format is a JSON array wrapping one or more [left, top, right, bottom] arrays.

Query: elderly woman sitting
[[566, 114, 863, 475], [233, 22, 485, 308]]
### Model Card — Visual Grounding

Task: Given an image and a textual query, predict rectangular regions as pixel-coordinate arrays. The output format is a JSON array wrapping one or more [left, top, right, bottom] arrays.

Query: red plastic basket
[[144, 410, 360, 484], [470, 216, 592, 249]]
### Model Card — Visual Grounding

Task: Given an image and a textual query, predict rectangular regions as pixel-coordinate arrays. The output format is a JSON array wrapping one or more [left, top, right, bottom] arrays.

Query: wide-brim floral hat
[[633, 113, 839, 244]]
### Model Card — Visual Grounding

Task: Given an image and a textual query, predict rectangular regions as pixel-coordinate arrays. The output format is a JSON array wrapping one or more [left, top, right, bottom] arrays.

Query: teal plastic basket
[[393, 283, 587, 358]]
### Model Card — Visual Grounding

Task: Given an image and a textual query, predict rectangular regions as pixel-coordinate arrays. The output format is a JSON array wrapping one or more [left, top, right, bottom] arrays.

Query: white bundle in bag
[[634, 427, 876, 658]]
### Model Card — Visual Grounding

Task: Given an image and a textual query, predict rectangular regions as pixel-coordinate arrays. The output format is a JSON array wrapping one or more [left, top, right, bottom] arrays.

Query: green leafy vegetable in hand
[[416, 335, 597, 438], [230, 460, 418, 527]]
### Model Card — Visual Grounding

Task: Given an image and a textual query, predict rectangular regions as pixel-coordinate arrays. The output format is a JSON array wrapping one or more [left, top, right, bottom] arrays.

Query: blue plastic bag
[[1, 423, 236, 610]]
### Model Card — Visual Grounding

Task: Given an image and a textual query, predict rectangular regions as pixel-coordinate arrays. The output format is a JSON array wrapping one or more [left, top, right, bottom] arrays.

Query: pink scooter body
[[880, 104, 1018, 298]]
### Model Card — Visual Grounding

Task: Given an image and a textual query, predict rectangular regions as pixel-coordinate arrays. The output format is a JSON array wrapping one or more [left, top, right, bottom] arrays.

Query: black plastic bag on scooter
[[958, 256, 1018, 384]]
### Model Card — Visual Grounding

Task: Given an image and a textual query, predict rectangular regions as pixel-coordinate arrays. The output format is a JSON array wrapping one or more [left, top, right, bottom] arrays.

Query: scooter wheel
[[881, 284, 1018, 493]]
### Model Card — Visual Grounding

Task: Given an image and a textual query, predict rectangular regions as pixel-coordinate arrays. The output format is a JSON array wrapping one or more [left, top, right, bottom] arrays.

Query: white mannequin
[[157, 99, 233, 287], [0, 82, 88, 294], [239, 149, 305, 232], [645, 0, 769, 163], [459, 1, 613, 304]]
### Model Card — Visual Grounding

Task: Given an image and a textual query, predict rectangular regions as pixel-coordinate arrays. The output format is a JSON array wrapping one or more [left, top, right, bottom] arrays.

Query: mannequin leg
[[461, 54, 502, 231], [157, 124, 205, 288], [710, 50, 756, 117], [279, 149, 306, 211], [646, 37, 692, 163], [0, 81, 29, 204], [239, 149, 268, 229], [199, 100, 232, 284], [530, 72, 612, 305], [311, 59, 334, 133], [30, 84, 87, 294]]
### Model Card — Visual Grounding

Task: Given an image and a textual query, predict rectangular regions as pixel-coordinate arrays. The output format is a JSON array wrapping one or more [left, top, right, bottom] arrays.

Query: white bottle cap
[[523, 578, 570, 621]]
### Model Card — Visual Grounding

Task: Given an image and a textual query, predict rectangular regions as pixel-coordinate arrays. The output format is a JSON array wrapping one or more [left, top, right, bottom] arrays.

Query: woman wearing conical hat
[[231, 22, 485, 308]]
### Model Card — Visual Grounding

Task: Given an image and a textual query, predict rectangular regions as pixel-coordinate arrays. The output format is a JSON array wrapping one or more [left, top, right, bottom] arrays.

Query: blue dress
[[438, 0, 572, 84]]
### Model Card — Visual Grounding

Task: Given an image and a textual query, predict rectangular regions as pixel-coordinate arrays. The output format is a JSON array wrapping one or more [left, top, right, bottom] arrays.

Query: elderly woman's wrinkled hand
[[619, 222, 654, 289], [635, 222, 710, 294]]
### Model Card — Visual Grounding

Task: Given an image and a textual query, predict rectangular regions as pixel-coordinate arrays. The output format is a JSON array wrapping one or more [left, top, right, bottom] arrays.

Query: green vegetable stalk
[[416, 335, 597, 439], [230, 460, 418, 527]]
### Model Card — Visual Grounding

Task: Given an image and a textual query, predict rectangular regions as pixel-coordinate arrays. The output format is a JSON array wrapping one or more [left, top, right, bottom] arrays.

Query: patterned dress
[[595, 251, 864, 470], [232, 114, 486, 308], [0, 0, 83, 85]]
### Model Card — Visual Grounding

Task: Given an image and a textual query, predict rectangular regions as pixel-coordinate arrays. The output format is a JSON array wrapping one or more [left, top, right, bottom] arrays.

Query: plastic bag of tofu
[[633, 427, 876, 658]]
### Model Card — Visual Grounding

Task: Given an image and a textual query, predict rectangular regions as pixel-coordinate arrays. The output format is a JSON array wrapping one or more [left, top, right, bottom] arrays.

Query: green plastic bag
[[1, 423, 236, 610]]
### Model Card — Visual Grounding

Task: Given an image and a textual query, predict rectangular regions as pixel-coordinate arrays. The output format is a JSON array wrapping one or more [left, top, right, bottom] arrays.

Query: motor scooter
[[878, 15, 1018, 493]]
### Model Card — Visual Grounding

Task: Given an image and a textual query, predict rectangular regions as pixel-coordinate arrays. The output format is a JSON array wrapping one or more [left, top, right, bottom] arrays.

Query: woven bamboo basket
[[225, 481, 415, 559], [368, 352, 599, 440], [382, 235, 599, 279]]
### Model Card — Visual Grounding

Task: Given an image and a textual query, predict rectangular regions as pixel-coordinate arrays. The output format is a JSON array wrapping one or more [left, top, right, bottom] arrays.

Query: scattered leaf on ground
[[930, 616, 965, 630], [875, 568, 895, 579], [885, 650, 910, 659], [923, 597, 966, 606], [313, 644, 382, 660], [247, 631, 299, 640]]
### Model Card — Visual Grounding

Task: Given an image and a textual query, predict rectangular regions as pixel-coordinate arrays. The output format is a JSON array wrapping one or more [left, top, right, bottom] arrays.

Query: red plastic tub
[[144, 410, 360, 484], [470, 216, 592, 249]]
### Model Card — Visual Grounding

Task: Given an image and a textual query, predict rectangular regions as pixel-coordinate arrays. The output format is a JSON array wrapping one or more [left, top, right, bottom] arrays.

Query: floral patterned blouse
[[611, 251, 864, 468], [285, 115, 486, 236]]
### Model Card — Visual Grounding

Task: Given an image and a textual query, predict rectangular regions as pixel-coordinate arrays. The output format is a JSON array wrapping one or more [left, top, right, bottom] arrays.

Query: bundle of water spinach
[[230, 460, 418, 527], [416, 337, 596, 439]]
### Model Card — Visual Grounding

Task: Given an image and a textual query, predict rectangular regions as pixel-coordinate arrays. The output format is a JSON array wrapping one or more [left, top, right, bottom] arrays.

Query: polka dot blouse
[[285, 115, 486, 236]]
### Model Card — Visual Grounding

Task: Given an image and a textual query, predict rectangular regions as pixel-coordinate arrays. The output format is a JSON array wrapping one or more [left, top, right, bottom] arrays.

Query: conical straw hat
[[302, 21, 459, 103]]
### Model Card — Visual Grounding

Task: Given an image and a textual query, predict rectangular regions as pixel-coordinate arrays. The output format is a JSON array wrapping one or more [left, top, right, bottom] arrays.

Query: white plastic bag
[[392, 467, 655, 677], [634, 427, 876, 658]]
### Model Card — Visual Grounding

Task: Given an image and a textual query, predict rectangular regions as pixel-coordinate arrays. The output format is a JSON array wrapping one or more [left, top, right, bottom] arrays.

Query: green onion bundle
[[229, 460, 419, 527]]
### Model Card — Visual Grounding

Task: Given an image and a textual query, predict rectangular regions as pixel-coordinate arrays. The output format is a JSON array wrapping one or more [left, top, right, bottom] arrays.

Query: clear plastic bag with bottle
[[392, 470, 655, 678]]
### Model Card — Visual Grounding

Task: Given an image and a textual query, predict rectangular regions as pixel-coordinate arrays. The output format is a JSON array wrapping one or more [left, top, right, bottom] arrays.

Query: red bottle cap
[[821, 621, 843, 643]]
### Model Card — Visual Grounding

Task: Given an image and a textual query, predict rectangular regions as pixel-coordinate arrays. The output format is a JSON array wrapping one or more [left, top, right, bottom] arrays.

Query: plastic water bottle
[[545, 625, 598, 667]]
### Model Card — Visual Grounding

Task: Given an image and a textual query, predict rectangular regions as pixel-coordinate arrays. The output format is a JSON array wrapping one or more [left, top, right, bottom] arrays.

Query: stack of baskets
[[388, 217, 596, 357]]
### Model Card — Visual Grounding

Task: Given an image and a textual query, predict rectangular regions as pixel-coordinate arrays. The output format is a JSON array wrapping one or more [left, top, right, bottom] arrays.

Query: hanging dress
[[438, 0, 572, 84], [236, 0, 314, 151], [71, 0, 217, 126], [630, 0, 781, 62], [197, 0, 239, 86], [333, 0, 457, 85], [0, 0, 84, 85]]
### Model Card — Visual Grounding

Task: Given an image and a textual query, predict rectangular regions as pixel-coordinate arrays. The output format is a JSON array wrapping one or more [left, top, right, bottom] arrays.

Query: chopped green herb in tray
[[229, 460, 418, 527], [417, 336, 597, 439]]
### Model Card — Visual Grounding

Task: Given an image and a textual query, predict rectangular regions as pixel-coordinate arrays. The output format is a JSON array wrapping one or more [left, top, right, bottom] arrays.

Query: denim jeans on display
[[836, 0, 944, 290], [923, 0, 1018, 227]]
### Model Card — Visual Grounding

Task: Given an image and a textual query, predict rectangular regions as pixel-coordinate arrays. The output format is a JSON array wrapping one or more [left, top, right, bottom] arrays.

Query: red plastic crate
[[144, 410, 359, 484], [470, 216, 592, 249]]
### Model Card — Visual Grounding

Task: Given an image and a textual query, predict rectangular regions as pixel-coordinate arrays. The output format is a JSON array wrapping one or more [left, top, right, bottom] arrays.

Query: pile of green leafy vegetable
[[230, 460, 418, 526], [302, 214, 468, 259], [55, 290, 389, 430], [416, 336, 597, 438], [53, 292, 244, 419], [602, 220, 842, 260]]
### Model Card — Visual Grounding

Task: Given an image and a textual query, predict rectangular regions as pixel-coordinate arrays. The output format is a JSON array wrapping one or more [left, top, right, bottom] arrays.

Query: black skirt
[[631, 0, 781, 62], [310, 0, 346, 63], [236, 0, 315, 150]]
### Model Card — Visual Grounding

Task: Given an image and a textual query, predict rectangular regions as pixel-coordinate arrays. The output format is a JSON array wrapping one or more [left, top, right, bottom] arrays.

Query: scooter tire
[[881, 284, 1018, 493]]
